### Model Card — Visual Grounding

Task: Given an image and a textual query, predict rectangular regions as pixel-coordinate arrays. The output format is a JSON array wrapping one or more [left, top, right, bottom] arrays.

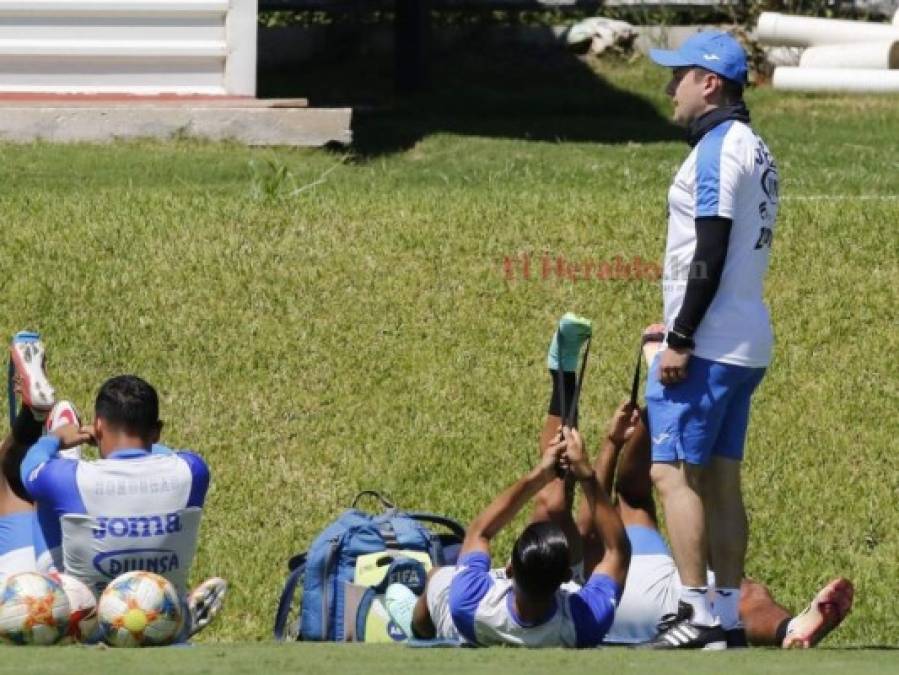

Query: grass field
[[0, 40, 896, 661], [1, 644, 898, 675]]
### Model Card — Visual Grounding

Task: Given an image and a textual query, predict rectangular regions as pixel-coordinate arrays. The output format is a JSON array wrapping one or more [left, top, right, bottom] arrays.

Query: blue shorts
[[645, 354, 765, 466]]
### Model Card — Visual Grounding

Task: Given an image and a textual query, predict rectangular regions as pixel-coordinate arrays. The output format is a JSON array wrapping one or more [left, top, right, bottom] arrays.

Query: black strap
[[406, 512, 467, 542], [351, 491, 395, 510], [567, 336, 591, 430], [273, 553, 307, 641]]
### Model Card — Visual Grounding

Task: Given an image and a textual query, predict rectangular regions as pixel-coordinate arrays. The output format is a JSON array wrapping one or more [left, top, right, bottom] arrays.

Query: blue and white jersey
[[665, 120, 779, 367], [0, 511, 37, 578], [21, 436, 209, 597], [447, 552, 621, 648]]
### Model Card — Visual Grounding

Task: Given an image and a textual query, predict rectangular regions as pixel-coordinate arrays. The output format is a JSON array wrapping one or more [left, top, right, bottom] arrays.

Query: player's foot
[[187, 577, 228, 637], [642, 601, 727, 650], [9, 331, 55, 419], [641, 323, 666, 363], [547, 313, 592, 372], [782, 577, 854, 648], [45, 400, 83, 460], [384, 583, 417, 640]]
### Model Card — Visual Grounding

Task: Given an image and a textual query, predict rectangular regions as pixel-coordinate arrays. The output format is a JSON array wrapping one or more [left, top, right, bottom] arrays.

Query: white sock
[[682, 586, 715, 626], [715, 587, 743, 630]]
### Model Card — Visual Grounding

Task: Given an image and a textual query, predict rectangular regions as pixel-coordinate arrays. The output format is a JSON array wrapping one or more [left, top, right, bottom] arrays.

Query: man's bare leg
[[650, 461, 714, 625], [703, 456, 747, 633], [740, 577, 854, 648]]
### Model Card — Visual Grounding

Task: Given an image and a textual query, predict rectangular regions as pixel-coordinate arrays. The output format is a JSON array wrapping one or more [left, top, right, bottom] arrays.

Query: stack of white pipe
[[757, 10, 899, 93]]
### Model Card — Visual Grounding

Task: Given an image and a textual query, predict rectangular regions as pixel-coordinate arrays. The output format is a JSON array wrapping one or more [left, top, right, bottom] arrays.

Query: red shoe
[[782, 577, 854, 648], [9, 331, 55, 419]]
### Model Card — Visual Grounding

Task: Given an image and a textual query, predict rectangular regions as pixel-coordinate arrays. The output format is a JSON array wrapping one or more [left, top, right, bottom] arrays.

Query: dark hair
[[510, 521, 571, 600], [94, 375, 160, 437]]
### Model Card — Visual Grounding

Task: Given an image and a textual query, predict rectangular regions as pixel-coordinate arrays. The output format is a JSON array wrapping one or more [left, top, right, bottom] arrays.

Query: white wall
[[0, 0, 257, 95]]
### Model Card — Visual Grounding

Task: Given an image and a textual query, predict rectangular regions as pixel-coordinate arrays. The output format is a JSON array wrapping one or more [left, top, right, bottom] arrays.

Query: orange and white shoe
[[45, 400, 83, 460], [782, 577, 855, 648], [9, 331, 55, 420]]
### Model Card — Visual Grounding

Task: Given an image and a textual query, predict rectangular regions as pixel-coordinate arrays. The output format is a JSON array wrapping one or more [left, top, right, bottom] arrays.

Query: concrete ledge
[[0, 105, 351, 146]]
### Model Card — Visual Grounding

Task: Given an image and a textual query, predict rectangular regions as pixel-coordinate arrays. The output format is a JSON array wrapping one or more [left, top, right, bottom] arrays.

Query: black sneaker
[[725, 628, 748, 648], [641, 601, 727, 650]]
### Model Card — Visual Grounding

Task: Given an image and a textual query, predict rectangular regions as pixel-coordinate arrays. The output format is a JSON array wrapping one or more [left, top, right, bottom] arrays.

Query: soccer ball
[[49, 572, 98, 643], [98, 571, 183, 647], [0, 572, 71, 645]]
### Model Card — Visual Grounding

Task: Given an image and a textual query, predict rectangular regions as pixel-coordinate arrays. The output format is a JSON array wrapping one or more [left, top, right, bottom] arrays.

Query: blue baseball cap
[[649, 31, 748, 84]]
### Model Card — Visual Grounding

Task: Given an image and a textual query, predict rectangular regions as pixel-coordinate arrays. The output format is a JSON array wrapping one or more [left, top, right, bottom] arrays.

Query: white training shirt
[[22, 437, 209, 597], [664, 119, 779, 367]]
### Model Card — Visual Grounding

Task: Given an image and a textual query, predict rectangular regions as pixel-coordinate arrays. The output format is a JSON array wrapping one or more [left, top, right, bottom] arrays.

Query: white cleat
[[188, 577, 228, 637], [45, 400, 83, 460], [9, 331, 55, 419]]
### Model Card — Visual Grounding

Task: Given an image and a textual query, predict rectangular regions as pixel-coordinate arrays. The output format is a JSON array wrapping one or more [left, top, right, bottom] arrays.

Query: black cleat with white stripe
[[641, 601, 727, 650]]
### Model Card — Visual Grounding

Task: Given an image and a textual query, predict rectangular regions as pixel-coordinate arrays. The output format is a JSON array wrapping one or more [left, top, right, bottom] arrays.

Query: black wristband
[[666, 330, 695, 350]]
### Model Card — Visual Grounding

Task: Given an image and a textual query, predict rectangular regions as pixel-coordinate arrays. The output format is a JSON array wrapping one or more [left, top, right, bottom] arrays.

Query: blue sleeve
[[570, 574, 622, 648], [177, 451, 210, 508], [695, 121, 737, 219], [448, 552, 492, 644], [21, 435, 61, 499]]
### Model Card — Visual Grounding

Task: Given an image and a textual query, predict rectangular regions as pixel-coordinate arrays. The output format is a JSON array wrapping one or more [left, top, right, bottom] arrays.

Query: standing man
[[644, 32, 779, 648]]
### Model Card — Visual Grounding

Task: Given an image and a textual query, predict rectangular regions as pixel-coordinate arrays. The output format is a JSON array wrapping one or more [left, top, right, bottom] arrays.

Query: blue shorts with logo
[[645, 354, 765, 465]]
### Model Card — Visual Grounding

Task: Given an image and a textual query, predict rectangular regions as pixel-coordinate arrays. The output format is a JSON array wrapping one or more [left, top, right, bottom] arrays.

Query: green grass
[[1, 644, 898, 675], [0, 48, 897, 654]]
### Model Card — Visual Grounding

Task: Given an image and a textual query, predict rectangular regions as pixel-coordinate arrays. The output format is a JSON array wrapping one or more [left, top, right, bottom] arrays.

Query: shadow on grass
[[258, 29, 681, 158]]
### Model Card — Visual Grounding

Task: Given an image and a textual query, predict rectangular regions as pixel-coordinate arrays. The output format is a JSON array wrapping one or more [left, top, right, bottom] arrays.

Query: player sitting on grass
[[385, 314, 631, 648], [601, 325, 854, 649], [15, 364, 226, 638]]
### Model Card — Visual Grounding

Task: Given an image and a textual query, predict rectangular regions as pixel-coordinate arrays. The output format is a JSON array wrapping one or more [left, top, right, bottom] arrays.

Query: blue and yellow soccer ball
[[0, 572, 71, 645], [98, 571, 183, 647]]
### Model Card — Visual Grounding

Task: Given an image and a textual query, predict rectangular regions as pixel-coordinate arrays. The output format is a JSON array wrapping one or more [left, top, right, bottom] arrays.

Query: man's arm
[[560, 427, 630, 587], [20, 424, 93, 499], [594, 402, 641, 495], [460, 435, 565, 556]]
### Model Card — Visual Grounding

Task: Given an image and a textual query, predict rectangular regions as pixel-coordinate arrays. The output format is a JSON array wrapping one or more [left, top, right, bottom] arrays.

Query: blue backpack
[[273, 491, 466, 642]]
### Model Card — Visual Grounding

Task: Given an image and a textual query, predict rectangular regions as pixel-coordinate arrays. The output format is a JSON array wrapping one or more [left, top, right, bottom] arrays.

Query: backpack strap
[[406, 512, 466, 542], [273, 552, 307, 641], [351, 491, 395, 510]]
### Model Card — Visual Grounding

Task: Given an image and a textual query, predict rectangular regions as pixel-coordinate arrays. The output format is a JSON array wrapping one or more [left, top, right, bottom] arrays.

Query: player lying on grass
[[385, 315, 631, 647], [4, 334, 226, 637], [0, 332, 57, 578], [602, 325, 854, 648]]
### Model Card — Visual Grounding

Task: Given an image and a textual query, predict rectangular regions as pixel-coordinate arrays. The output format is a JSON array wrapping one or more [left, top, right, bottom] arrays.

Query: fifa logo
[[92, 513, 182, 539]]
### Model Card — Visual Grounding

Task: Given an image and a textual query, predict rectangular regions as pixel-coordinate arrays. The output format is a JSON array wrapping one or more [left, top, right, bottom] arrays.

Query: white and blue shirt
[[447, 552, 621, 648], [21, 437, 209, 596], [665, 119, 779, 367], [0, 511, 38, 578]]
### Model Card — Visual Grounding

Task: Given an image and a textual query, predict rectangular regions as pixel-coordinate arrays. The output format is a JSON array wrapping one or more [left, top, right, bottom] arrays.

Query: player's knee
[[533, 484, 567, 518]]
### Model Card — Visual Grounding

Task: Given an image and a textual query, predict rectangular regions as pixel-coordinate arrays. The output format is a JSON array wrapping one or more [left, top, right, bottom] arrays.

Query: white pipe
[[799, 41, 899, 69], [894, 8, 899, 26], [773, 66, 899, 92], [757, 12, 899, 47]]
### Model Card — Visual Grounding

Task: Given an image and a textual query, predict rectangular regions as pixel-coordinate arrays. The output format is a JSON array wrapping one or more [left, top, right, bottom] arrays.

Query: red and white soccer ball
[[0, 571, 71, 645], [49, 572, 99, 643], [98, 571, 183, 647]]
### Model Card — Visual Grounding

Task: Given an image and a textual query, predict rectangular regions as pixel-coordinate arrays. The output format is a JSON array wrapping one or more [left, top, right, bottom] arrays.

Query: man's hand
[[539, 429, 567, 480], [659, 346, 691, 385], [52, 423, 95, 450], [558, 427, 592, 481], [606, 401, 641, 447]]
